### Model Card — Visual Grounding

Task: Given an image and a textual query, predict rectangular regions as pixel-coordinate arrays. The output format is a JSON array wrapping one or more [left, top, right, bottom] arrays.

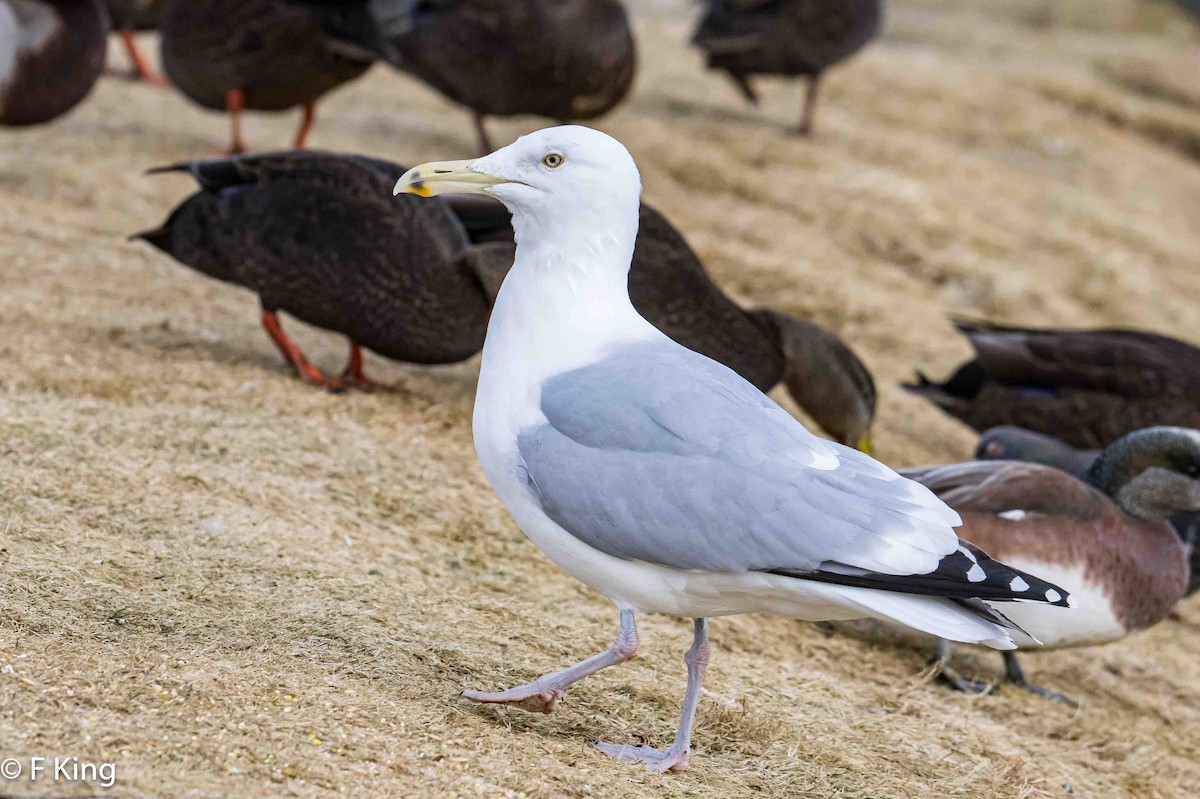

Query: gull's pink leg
[[596, 618, 710, 773], [462, 609, 638, 714]]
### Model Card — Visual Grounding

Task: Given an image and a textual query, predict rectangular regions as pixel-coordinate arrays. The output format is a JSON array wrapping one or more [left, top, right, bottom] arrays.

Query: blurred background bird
[[1, 0, 109, 126], [159, 0, 410, 153], [386, 0, 636, 153], [691, 0, 882, 135]]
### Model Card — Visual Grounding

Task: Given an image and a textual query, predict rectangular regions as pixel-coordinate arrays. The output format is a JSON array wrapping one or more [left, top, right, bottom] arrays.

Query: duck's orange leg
[[293, 102, 317, 149], [339, 342, 389, 392], [260, 310, 343, 391], [225, 88, 247, 154], [118, 30, 169, 87]]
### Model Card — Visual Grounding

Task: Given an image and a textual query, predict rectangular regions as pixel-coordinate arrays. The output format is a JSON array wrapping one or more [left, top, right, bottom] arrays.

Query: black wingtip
[[958, 542, 1074, 608], [145, 162, 191, 177], [949, 315, 992, 335], [129, 225, 170, 250], [901, 371, 935, 391]]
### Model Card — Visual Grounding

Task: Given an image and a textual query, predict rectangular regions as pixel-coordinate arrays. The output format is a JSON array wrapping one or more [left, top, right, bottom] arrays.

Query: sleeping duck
[[906, 319, 1200, 449]]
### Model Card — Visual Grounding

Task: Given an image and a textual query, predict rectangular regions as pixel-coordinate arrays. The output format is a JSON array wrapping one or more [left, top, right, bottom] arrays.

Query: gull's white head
[[395, 126, 642, 257]]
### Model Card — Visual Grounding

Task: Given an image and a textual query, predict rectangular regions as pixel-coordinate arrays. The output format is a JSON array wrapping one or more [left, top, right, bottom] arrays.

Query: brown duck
[[1, 0, 108, 126], [692, 0, 882, 135], [905, 319, 1200, 449], [902, 426, 1200, 704], [159, 0, 408, 152], [388, 0, 636, 153], [135, 150, 876, 448]]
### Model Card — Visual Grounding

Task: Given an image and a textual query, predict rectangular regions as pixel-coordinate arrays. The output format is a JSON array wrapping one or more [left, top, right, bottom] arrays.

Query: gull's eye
[[541, 152, 565, 169]]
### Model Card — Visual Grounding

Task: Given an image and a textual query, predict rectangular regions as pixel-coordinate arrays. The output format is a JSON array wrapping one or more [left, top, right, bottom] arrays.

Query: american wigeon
[[903, 426, 1200, 703]]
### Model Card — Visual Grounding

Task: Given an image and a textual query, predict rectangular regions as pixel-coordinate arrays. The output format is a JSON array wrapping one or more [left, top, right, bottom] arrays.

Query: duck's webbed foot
[[1004, 652, 1078, 708]]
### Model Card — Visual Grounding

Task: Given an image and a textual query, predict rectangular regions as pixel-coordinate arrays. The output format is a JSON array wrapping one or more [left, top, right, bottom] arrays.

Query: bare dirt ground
[[3, 1, 1200, 797]]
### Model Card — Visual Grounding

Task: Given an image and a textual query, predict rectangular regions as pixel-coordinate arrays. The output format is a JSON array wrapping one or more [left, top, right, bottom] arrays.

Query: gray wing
[[518, 340, 1073, 606]]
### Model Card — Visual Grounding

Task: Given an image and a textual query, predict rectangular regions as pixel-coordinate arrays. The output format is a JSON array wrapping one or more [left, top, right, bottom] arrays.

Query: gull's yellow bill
[[394, 160, 507, 198]]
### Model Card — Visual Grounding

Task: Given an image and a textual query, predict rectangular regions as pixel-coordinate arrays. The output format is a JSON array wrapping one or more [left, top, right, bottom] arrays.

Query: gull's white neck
[[473, 198, 657, 437]]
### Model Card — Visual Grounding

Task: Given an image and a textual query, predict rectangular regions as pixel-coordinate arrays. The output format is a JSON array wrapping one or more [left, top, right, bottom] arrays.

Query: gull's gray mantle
[[517, 341, 1070, 609]]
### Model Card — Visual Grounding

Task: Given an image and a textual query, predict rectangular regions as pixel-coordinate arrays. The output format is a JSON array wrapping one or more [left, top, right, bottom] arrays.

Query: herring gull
[[395, 125, 1074, 772]]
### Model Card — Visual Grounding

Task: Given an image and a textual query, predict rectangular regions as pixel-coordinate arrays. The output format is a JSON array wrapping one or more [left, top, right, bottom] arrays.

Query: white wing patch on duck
[[998, 509, 1030, 521]]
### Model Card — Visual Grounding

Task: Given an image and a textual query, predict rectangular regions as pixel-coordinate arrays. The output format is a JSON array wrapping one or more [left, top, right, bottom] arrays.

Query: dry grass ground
[[3, 1, 1200, 796]]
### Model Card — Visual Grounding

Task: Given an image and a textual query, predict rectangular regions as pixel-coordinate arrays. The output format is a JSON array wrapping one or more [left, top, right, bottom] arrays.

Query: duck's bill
[[394, 160, 508, 197]]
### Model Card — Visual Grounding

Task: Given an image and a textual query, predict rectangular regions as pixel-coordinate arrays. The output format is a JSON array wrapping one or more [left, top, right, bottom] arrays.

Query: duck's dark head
[[1087, 427, 1200, 523]]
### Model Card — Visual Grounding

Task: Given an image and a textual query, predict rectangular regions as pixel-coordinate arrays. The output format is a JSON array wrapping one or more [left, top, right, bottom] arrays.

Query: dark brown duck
[[389, 0, 636, 153], [159, 0, 407, 152], [136, 151, 501, 390], [1, 0, 109, 126], [905, 319, 1200, 449], [135, 151, 876, 448], [692, 0, 881, 135]]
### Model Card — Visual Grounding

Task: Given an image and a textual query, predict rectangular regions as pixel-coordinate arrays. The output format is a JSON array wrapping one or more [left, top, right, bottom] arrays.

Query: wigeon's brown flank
[[158, 0, 409, 153], [975, 425, 1200, 596], [691, 0, 882, 135]]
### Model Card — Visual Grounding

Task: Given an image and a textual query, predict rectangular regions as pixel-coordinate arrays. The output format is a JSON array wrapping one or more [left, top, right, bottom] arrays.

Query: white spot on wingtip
[[998, 509, 1028, 521], [1010, 576, 1030, 592], [1045, 588, 1063, 604], [967, 564, 986, 582]]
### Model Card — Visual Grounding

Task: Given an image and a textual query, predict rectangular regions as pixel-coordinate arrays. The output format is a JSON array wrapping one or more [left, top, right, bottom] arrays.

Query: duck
[[975, 426, 1200, 596], [388, 0, 636, 154], [1, 0, 109, 127], [135, 150, 501, 390], [902, 426, 1200, 704], [905, 319, 1200, 449], [691, 0, 882, 135], [135, 150, 876, 449], [105, 0, 166, 85], [159, 0, 408, 153]]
